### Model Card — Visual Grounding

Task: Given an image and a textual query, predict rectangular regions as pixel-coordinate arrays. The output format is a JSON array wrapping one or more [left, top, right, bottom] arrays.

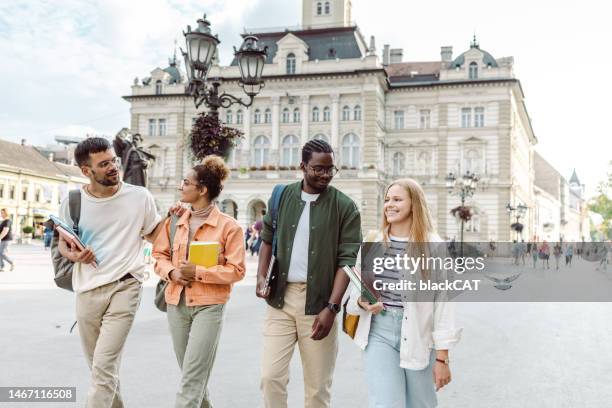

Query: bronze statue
[[113, 132, 156, 187]]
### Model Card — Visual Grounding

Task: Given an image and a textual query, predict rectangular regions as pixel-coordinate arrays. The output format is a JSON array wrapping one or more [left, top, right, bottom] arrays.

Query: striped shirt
[[377, 235, 410, 308]]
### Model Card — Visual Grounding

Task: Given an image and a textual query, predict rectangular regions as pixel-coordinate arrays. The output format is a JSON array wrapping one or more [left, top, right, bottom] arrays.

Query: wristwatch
[[326, 302, 340, 314], [436, 357, 450, 365]]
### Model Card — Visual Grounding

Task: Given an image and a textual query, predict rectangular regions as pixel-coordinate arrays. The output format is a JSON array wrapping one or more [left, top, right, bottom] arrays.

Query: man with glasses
[[256, 139, 362, 408], [57, 137, 165, 407]]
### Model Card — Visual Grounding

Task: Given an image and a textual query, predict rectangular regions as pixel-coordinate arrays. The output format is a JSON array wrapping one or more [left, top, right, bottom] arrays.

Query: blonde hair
[[382, 178, 436, 277]]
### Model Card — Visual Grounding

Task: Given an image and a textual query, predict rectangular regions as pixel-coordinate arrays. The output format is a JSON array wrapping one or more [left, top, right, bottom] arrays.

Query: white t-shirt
[[287, 191, 320, 283], [59, 183, 161, 293]]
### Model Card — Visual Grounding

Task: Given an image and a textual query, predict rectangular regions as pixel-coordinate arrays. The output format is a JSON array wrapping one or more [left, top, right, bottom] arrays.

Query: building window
[[253, 135, 270, 167], [293, 108, 300, 123], [148, 119, 156, 136], [22, 187, 28, 201], [392, 152, 405, 176], [469, 62, 478, 80], [158, 119, 166, 136], [225, 110, 233, 124], [394, 110, 405, 129], [354, 105, 362, 121], [324, 1, 331, 14], [312, 107, 320, 122], [323, 106, 331, 122], [341, 133, 360, 168], [236, 109, 243, 124], [316, 2, 322, 15], [415, 150, 432, 175], [419, 109, 431, 129], [281, 134, 300, 166], [474, 107, 485, 127], [282, 108, 290, 123], [312, 133, 329, 143], [464, 148, 481, 174], [286, 53, 296, 75], [0, 183, 3, 199], [155, 80, 162, 95], [9, 186, 15, 200], [461, 108, 472, 128], [36, 189, 42, 202], [254, 109, 261, 124], [264, 108, 272, 124], [342, 106, 350, 121]]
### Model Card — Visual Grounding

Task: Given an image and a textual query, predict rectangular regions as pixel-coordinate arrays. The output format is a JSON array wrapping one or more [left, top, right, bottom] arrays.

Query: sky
[[0, 0, 610, 197]]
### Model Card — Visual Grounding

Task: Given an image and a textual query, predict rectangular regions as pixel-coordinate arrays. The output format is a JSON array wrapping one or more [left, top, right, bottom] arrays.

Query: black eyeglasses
[[306, 164, 339, 177]]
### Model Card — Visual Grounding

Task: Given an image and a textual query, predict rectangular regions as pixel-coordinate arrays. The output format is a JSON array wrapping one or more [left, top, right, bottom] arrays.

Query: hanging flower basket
[[450, 206, 473, 222], [511, 222, 524, 233], [189, 112, 244, 161]]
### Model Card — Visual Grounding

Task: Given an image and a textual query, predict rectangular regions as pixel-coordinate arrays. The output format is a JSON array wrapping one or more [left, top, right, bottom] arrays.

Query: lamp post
[[446, 171, 479, 256], [182, 15, 268, 114], [506, 203, 528, 240]]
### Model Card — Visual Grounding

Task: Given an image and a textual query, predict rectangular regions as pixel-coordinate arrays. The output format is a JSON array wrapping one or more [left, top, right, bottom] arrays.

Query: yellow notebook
[[188, 242, 219, 267]]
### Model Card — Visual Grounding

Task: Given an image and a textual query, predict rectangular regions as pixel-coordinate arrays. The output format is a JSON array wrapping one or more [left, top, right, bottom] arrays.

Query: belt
[[118, 273, 134, 282]]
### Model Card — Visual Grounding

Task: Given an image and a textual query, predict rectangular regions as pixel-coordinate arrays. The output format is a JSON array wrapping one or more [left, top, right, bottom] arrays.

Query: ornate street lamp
[[447, 171, 480, 256], [181, 15, 268, 112], [507, 202, 528, 240]]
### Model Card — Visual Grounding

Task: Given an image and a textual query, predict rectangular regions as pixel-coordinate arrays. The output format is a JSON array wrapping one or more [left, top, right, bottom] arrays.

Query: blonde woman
[[347, 178, 462, 408]]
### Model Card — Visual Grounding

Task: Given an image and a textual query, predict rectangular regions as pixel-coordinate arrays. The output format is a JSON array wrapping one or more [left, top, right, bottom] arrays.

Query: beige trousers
[[260, 283, 338, 408], [76, 277, 142, 408]]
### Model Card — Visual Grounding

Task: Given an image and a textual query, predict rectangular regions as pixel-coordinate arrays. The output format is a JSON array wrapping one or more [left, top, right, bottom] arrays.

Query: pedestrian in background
[[0, 209, 15, 272]]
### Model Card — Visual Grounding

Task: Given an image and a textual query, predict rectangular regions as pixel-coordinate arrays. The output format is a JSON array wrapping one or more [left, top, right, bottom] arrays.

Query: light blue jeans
[[363, 308, 437, 408]]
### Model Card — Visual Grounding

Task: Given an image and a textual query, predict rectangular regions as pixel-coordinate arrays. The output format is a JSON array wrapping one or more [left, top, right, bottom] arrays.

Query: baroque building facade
[[123, 0, 585, 242]]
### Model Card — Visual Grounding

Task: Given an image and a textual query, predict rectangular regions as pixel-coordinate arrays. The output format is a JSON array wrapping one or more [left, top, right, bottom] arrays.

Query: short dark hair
[[301, 139, 333, 163], [74, 137, 111, 167], [193, 155, 230, 201]]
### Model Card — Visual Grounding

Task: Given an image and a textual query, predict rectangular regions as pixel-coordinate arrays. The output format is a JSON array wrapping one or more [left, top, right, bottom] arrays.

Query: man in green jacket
[[256, 139, 362, 408]]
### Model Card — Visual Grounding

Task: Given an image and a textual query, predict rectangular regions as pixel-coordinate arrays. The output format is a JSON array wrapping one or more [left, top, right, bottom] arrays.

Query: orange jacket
[[152, 206, 246, 306]]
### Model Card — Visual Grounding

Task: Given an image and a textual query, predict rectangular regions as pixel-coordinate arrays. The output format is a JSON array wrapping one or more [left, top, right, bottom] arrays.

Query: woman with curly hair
[[153, 156, 246, 408]]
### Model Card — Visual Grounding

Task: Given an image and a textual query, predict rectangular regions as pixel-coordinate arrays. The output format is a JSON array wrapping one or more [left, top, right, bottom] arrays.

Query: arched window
[[416, 150, 432, 175], [311, 133, 329, 143], [392, 152, 405, 175], [225, 110, 233, 124], [236, 109, 244, 124], [323, 106, 331, 121], [293, 108, 300, 123], [464, 148, 481, 174], [342, 105, 350, 121], [252, 135, 270, 167], [316, 2, 323, 15], [281, 134, 300, 166], [354, 105, 362, 121], [254, 109, 261, 124], [324, 1, 330, 14], [469, 62, 478, 79], [341, 133, 360, 168], [282, 108, 290, 123], [286, 53, 296, 75], [264, 108, 272, 123], [312, 106, 320, 122], [155, 80, 162, 95]]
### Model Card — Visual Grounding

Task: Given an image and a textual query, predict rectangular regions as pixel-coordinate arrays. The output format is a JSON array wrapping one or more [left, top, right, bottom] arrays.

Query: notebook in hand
[[188, 242, 219, 267]]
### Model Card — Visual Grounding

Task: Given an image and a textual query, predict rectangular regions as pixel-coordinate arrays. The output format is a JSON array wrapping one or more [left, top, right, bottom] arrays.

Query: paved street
[[1, 243, 612, 407]]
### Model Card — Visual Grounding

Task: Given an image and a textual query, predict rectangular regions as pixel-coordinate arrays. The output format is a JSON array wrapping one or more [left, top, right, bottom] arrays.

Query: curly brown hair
[[193, 156, 230, 201]]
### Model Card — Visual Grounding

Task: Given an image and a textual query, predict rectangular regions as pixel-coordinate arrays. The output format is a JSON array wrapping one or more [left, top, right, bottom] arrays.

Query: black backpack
[[50, 190, 81, 292]]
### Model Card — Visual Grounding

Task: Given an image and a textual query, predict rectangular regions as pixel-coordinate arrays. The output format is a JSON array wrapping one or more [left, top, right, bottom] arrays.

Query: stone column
[[331, 93, 340, 151], [301, 95, 310, 144], [271, 96, 281, 164]]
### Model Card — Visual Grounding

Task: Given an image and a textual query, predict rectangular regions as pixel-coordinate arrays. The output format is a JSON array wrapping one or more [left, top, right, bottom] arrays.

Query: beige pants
[[76, 277, 142, 408], [261, 283, 338, 408]]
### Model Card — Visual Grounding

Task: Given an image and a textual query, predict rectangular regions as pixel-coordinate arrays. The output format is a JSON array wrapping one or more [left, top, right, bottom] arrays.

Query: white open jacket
[[346, 231, 462, 370]]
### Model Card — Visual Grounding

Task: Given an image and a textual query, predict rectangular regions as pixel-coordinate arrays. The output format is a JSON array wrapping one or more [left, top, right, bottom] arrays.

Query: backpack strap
[[269, 184, 287, 257], [168, 214, 180, 252], [68, 189, 81, 236]]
